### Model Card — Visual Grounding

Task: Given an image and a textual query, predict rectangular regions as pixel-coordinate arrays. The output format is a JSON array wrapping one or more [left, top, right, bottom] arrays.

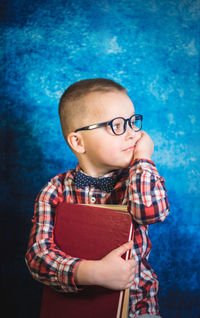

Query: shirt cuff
[[131, 158, 155, 166], [57, 257, 83, 293], [130, 159, 160, 178]]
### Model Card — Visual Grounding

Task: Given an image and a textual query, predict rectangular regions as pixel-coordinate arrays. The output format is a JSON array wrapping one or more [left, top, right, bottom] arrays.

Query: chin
[[107, 158, 132, 171], [116, 161, 131, 169]]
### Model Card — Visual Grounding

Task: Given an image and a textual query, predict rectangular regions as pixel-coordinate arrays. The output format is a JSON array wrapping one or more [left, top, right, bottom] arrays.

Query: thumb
[[115, 241, 133, 257]]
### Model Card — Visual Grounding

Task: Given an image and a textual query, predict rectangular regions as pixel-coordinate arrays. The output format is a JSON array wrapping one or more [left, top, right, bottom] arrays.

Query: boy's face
[[76, 91, 142, 177]]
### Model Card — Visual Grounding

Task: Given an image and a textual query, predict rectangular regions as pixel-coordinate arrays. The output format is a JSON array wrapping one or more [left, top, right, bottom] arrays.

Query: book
[[40, 203, 133, 318]]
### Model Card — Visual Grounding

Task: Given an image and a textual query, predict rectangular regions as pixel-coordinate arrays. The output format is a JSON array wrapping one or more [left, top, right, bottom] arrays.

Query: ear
[[67, 132, 86, 154]]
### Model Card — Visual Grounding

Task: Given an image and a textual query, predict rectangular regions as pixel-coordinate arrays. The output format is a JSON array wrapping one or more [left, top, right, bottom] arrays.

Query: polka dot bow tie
[[75, 171, 114, 193]]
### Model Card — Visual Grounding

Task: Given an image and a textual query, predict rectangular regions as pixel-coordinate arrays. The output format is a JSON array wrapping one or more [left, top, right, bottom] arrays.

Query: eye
[[113, 122, 121, 130], [112, 118, 123, 133]]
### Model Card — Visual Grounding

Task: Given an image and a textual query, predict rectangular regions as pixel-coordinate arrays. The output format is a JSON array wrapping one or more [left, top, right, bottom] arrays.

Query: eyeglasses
[[74, 114, 143, 136]]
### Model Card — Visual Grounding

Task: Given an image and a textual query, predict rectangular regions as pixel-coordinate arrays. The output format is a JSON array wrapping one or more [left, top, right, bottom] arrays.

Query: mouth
[[122, 146, 135, 152]]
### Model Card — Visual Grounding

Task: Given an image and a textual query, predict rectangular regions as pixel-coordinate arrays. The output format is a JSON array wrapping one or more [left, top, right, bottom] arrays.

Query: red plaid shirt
[[25, 159, 169, 317]]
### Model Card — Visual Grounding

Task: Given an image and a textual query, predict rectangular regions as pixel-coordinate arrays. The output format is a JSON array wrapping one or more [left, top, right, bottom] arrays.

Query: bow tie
[[75, 171, 114, 193]]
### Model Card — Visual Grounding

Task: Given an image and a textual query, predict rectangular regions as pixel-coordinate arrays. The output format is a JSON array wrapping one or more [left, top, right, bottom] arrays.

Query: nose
[[124, 123, 137, 139]]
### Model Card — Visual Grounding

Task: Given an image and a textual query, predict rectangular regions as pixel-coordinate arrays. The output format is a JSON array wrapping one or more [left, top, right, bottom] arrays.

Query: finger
[[138, 130, 145, 137], [127, 258, 137, 267], [115, 241, 133, 257], [129, 273, 135, 282]]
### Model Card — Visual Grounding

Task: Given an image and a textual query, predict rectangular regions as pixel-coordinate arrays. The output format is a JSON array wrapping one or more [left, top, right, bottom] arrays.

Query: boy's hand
[[95, 241, 136, 290], [133, 131, 154, 161], [75, 241, 137, 290]]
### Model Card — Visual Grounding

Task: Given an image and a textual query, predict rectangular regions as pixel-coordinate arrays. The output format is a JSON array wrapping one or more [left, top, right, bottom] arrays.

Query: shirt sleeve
[[128, 159, 170, 225], [25, 177, 82, 293]]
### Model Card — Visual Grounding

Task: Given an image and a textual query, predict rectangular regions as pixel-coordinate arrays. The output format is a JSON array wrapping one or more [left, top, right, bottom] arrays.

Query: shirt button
[[91, 197, 96, 203]]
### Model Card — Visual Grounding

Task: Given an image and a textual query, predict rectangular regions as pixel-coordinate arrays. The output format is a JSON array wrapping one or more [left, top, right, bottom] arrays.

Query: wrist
[[74, 260, 99, 286], [133, 153, 152, 161]]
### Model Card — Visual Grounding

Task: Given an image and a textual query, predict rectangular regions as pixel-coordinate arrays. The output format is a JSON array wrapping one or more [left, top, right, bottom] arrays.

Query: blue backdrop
[[1, 0, 200, 317]]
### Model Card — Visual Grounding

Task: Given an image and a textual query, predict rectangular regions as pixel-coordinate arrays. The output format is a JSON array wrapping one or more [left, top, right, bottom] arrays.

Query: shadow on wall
[[1, 100, 45, 318]]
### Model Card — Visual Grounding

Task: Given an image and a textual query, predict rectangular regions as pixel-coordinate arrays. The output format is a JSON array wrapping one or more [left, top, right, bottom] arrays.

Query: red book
[[40, 203, 133, 318]]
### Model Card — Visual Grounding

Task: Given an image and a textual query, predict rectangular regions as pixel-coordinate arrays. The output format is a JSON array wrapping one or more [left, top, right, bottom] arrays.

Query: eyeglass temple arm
[[75, 121, 109, 133]]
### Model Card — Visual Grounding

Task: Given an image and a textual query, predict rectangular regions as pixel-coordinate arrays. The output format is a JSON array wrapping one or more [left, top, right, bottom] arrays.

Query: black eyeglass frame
[[74, 114, 143, 136]]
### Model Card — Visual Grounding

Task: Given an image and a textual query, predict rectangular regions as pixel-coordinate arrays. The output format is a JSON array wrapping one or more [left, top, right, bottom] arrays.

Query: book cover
[[40, 203, 133, 318]]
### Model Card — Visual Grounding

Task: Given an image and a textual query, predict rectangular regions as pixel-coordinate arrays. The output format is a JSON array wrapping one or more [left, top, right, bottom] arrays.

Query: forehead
[[84, 91, 135, 122]]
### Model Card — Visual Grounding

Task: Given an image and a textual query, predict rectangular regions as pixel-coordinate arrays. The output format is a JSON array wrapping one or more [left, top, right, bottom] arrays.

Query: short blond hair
[[59, 78, 127, 142]]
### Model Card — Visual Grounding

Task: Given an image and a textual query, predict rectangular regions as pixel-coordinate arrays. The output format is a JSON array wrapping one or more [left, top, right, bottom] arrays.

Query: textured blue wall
[[1, 0, 200, 317]]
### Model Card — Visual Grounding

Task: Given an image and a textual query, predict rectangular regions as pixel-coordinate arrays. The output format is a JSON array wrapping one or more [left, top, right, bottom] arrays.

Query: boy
[[25, 78, 169, 318]]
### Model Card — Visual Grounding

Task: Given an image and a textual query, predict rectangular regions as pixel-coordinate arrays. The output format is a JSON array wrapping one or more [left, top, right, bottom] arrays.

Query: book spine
[[116, 222, 134, 318]]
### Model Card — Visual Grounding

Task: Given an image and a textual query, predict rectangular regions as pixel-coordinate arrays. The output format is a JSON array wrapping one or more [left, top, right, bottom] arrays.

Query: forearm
[[74, 260, 98, 286], [128, 159, 169, 224], [25, 221, 82, 293]]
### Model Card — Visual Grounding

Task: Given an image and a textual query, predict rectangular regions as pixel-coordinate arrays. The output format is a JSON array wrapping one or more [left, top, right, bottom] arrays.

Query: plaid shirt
[[25, 159, 169, 317]]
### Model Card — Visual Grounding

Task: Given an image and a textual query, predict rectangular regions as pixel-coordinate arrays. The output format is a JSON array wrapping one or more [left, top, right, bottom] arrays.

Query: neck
[[79, 165, 108, 178], [78, 159, 112, 178]]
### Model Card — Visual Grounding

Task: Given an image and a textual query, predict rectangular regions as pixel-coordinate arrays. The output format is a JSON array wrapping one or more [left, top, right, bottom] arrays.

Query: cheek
[[102, 137, 121, 151], [101, 140, 122, 160], [87, 133, 123, 161]]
